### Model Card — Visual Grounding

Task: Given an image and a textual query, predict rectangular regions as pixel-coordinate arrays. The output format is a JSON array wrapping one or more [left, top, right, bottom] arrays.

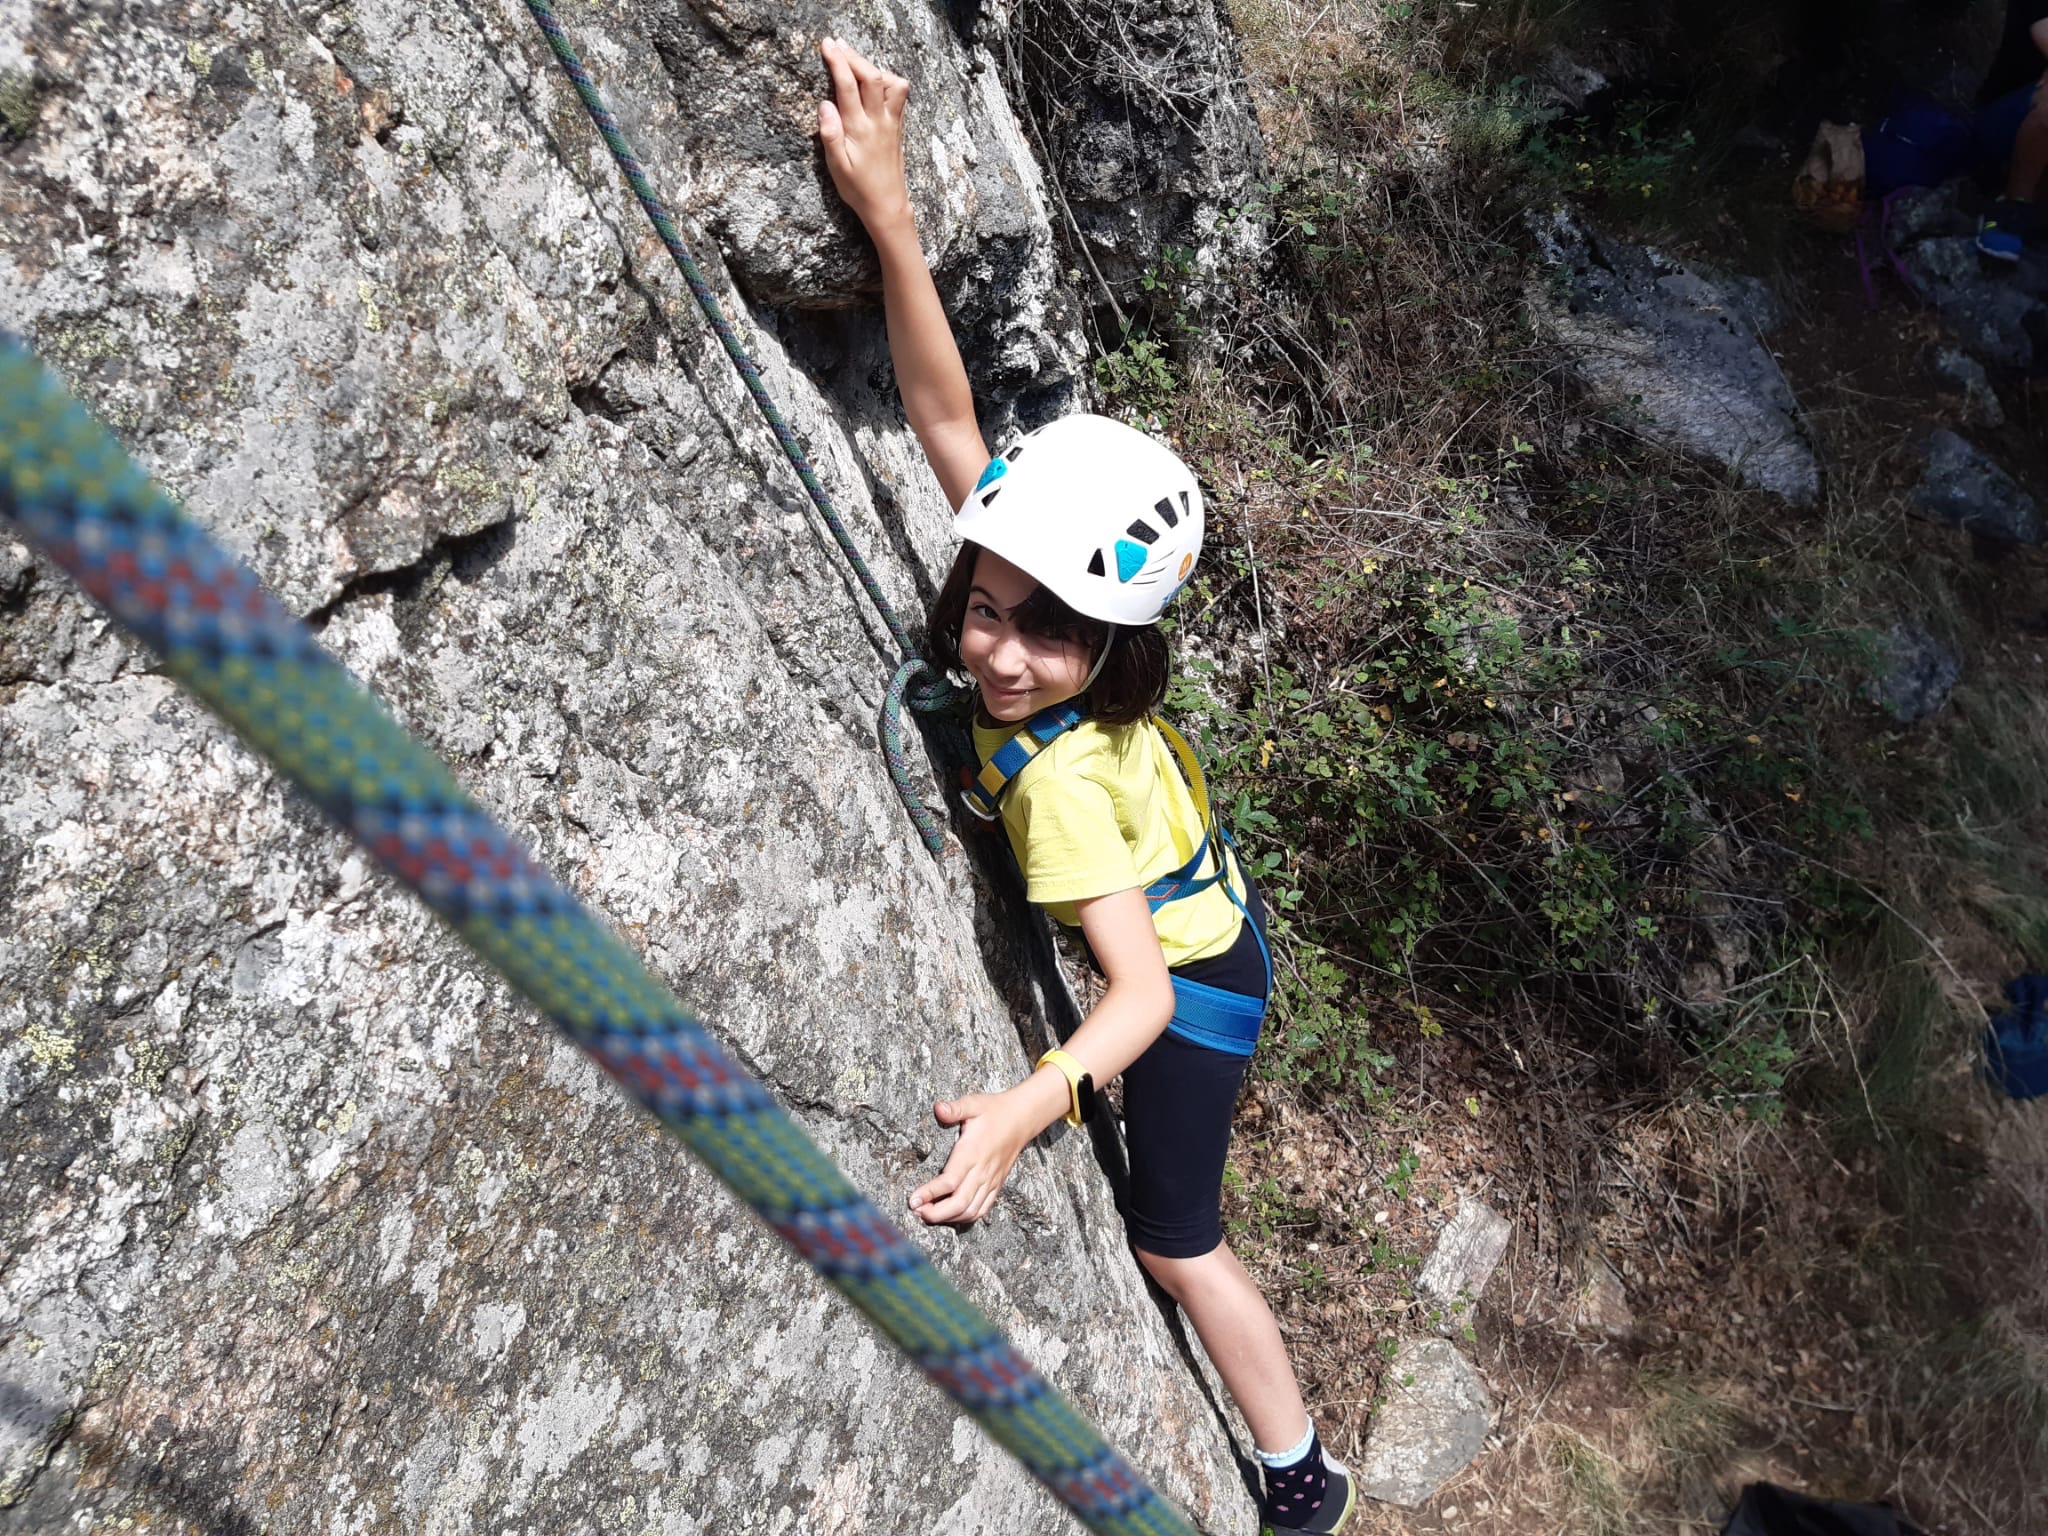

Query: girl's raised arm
[[817, 38, 989, 510]]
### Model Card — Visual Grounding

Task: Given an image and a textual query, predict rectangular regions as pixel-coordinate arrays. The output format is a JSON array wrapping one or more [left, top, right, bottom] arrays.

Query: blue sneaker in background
[[1977, 197, 2032, 262]]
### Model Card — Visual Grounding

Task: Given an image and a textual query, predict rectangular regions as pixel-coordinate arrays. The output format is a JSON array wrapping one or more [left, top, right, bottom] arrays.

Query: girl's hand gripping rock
[[817, 37, 914, 233], [908, 1089, 1039, 1227]]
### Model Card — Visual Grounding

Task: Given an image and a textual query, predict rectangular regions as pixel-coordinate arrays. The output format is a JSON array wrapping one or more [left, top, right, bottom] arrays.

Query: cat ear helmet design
[[953, 413, 1205, 628]]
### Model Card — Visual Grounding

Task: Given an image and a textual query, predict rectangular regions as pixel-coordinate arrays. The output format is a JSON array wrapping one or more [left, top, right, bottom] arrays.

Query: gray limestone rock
[[1354, 1338, 1494, 1508], [1902, 236, 2048, 372], [0, 1, 1254, 1531], [1573, 1257, 1635, 1337], [1867, 622, 1962, 724], [1914, 429, 2043, 544], [1536, 47, 1611, 113], [1529, 210, 1818, 504], [1416, 1198, 1512, 1319], [1933, 345, 2005, 428]]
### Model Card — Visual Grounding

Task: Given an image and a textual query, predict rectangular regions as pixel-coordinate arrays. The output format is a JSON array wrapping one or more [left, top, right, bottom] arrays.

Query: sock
[[1256, 1421, 1328, 1522]]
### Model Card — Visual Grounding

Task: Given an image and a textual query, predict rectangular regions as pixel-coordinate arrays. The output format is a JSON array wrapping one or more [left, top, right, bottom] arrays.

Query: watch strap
[[1035, 1048, 1092, 1127]]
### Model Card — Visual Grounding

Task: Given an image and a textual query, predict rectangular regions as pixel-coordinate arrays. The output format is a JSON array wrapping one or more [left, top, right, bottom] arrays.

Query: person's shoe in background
[[1978, 196, 2036, 261]]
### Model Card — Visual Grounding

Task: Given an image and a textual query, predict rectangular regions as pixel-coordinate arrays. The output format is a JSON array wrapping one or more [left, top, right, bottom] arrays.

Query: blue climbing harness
[[962, 704, 1272, 1059]]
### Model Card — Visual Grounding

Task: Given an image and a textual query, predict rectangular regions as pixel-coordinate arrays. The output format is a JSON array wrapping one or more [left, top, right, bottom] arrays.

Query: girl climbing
[[816, 37, 1355, 1536]]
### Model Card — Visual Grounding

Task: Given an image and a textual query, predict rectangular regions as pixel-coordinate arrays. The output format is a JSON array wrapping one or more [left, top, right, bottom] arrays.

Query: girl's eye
[[969, 603, 1000, 622]]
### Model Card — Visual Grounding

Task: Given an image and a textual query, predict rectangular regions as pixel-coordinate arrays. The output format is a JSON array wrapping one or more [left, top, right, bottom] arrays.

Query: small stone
[[1681, 958, 1730, 1009], [0, 540, 32, 600], [1537, 46, 1609, 112], [1416, 1198, 1512, 1314], [1914, 430, 2042, 544], [1866, 622, 1960, 723], [1575, 1257, 1635, 1337], [1933, 346, 2004, 428], [1355, 1338, 1494, 1507]]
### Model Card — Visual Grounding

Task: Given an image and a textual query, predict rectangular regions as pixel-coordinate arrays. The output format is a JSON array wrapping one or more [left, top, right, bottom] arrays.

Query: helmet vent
[[980, 484, 1004, 507], [1086, 548, 1106, 578], [1154, 495, 1179, 529], [1125, 520, 1159, 545]]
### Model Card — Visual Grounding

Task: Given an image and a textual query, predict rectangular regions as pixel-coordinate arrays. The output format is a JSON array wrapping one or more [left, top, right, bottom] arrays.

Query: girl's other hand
[[817, 37, 913, 233], [908, 1089, 1035, 1226]]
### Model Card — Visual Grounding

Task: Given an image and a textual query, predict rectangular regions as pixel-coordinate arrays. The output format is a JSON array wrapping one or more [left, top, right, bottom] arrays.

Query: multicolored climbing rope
[[519, 0, 960, 852], [0, 338, 1205, 1534]]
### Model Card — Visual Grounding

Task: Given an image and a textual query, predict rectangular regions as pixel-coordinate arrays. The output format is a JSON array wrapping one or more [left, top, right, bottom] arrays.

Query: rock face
[[0, 2, 1255, 1532], [1354, 1338, 1494, 1509], [1529, 210, 1819, 504], [1010, 0, 1266, 316]]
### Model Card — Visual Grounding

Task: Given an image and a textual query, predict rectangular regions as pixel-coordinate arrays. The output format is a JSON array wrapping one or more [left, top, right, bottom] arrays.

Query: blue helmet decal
[[1114, 538, 1148, 582], [973, 456, 1009, 493]]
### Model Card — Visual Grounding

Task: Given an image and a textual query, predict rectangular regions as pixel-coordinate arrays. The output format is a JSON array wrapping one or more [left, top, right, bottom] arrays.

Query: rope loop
[[881, 656, 966, 856], [902, 655, 963, 714]]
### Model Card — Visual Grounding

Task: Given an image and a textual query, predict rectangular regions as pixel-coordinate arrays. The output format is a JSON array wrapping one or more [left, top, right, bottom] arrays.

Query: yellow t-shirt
[[972, 714, 1245, 968]]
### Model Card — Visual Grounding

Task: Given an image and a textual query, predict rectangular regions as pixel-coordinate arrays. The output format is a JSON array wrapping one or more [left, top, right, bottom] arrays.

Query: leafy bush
[[1093, 335, 1178, 411]]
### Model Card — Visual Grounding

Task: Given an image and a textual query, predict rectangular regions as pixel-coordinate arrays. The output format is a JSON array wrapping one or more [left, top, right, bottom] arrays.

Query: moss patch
[[0, 70, 40, 142]]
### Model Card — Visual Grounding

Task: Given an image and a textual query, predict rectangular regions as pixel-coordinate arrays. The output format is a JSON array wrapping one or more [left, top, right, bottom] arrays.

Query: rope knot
[[900, 656, 963, 714]]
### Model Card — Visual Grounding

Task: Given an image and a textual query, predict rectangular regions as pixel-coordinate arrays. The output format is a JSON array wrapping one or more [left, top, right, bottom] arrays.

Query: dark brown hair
[[924, 542, 1169, 727]]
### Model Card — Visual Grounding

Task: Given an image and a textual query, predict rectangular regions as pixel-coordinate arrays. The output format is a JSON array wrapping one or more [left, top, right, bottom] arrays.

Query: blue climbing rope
[[0, 339, 1202, 1534], [519, 0, 960, 852]]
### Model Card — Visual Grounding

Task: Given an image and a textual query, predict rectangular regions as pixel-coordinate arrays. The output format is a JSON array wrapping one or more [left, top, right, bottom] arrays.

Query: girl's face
[[957, 549, 1095, 722]]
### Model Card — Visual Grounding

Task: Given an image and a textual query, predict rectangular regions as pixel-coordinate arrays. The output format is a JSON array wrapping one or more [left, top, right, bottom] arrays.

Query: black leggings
[[1119, 880, 1269, 1259]]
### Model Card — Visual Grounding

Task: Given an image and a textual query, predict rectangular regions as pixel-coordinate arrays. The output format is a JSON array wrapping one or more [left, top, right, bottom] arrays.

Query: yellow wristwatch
[[1036, 1049, 1095, 1128]]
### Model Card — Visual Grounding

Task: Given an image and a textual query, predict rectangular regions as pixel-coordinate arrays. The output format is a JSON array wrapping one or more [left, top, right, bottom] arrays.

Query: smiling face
[[956, 548, 1099, 722]]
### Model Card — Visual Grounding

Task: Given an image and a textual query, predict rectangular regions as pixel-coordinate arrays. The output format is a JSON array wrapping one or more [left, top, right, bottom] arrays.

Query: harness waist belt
[[1166, 974, 1265, 1058]]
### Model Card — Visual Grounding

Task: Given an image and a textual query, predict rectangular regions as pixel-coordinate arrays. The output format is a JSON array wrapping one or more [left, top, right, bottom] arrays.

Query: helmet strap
[[1081, 626, 1117, 695]]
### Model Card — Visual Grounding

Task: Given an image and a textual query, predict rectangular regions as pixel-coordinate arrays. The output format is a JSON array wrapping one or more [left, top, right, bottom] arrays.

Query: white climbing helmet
[[953, 413, 1205, 627]]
